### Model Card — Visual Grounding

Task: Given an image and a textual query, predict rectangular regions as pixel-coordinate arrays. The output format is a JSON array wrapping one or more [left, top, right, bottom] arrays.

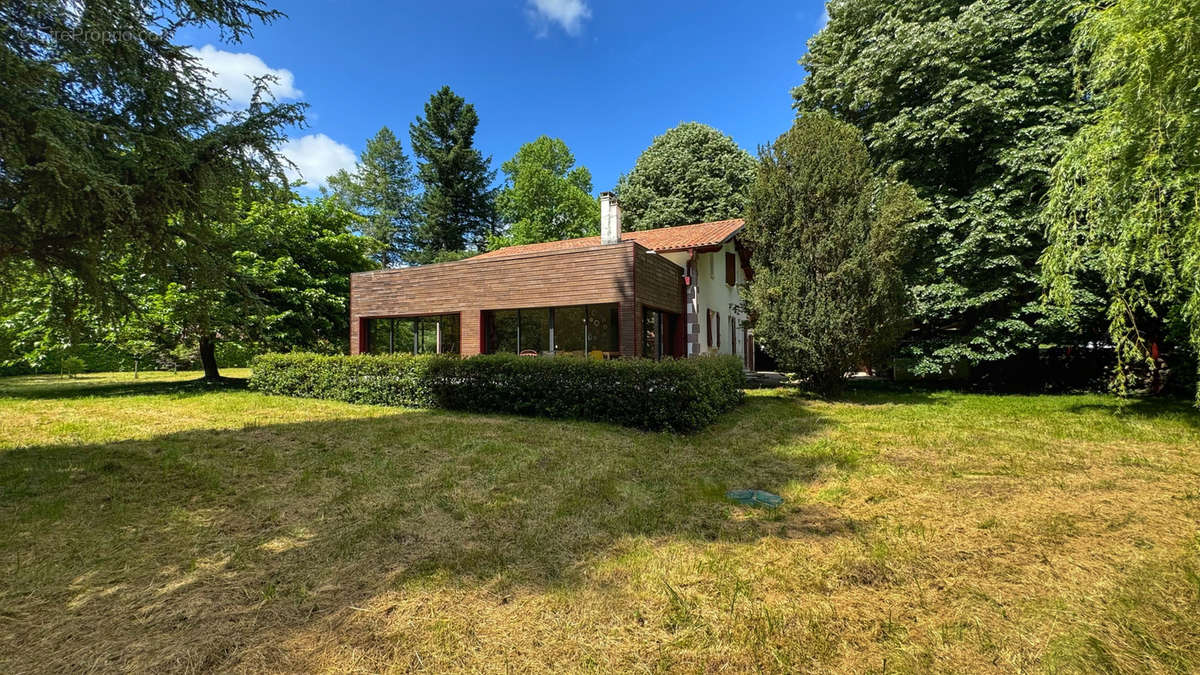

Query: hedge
[[249, 352, 746, 432]]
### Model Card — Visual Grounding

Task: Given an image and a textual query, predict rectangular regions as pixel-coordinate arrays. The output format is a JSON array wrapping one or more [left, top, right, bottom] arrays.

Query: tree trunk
[[199, 334, 221, 381]]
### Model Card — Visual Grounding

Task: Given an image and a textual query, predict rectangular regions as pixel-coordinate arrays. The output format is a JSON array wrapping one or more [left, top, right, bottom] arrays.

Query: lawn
[[1, 372, 1198, 673]]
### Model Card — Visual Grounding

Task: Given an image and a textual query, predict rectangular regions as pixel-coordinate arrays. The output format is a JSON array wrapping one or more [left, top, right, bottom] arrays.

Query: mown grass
[[1, 371, 1197, 673]]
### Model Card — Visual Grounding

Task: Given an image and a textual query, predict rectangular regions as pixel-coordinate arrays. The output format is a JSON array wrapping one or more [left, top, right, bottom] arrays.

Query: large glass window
[[416, 317, 439, 354], [488, 310, 519, 354], [483, 303, 620, 356], [394, 318, 415, 353], [641, 308, 682, 360], [368, 318, 391, 354], [519, 308, 550, 355], [364, 314, 459, 355], [440, 314, 460, 354], [554, 306, 586, 356], [586, 304, 619, 354]]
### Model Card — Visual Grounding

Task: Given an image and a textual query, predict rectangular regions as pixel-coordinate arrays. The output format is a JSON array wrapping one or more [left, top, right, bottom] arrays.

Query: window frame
[[483, 304, 620, 356], [363, 313, 461, 356]]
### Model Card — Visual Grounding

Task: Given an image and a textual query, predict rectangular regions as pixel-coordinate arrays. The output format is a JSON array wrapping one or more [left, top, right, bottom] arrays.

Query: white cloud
[[816, 6, 830, 31], [280, 134, 357, 188], [188, 44, 302, 106], [526, 0, 591, 36], [183, 46, 351, 189]]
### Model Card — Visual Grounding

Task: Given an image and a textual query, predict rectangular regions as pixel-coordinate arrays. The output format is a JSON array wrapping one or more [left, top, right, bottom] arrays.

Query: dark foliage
[[794, 0, 1102, 374], [249, 353, 746, 432], [409, 86, 497, 261], [0, 0, 305, 293], [743, 113, 922, 395]]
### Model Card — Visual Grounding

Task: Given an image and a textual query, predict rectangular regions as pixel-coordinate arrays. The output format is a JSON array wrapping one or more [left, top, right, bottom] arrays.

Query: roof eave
[[648, 225, 745, 255]]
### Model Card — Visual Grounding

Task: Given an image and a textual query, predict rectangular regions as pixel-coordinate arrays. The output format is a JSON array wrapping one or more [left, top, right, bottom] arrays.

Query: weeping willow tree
[[1042, 0, 1200, 399]]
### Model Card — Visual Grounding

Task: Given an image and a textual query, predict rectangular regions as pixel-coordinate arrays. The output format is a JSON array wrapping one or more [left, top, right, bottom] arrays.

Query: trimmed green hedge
[[249, 352, 745, 432]]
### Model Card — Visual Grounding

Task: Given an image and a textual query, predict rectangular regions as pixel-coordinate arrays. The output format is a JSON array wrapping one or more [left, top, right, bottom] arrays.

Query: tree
[[327, 127, 418, 268], [490, 136, 599, 248], [97, 194, 377, 380], [615, 123, 755, 230], [171, 195, 377, 379], [1042, 0, 1200, 399], [0, 259, 95, 373], [0, 0, 305, 294], [409, 86, 496, 262], [742, 113, 922, 395], [794, 0, 1100, 376], [1, 193, 375, 380]]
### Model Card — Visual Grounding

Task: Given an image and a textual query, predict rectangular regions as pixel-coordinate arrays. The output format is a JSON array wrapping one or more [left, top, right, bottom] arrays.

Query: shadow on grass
[[0, 394, 842, 671], [750, 377, 945, 407], [0, 375, 248, 400], [1065, 396, 1200, 428]]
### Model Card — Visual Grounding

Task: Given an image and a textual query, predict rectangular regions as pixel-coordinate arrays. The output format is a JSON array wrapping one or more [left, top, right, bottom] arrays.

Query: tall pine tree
[[409, 86, 496, 262], [327, 127, 418, 267]]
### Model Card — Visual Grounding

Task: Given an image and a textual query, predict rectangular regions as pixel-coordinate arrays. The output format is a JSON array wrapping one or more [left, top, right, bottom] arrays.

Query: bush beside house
[[250, 352, 746, 432]]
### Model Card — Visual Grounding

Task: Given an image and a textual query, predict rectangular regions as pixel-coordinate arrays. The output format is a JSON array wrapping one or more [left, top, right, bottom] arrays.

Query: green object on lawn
[[725, 489, 783, 508]]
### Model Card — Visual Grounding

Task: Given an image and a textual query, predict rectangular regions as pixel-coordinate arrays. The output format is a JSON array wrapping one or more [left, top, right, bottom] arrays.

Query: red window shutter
[[725, 252, 736, 285], [716, 311, 721, 348], [706, 309, 712, 346]]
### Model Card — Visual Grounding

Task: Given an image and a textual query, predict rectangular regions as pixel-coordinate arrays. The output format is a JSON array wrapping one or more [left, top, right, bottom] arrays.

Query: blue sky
[[180, 0, 829, 193]]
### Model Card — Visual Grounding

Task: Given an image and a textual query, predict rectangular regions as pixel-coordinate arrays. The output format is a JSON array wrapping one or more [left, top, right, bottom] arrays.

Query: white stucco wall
[[662, 242, 747, 358]]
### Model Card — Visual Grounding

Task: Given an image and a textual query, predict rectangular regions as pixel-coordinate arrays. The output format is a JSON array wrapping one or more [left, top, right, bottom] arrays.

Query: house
[[349, 193, 758, 368]]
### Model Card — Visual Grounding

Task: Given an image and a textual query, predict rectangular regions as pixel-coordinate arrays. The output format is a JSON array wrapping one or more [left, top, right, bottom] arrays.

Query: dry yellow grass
[[1, 371, 1197, 673]]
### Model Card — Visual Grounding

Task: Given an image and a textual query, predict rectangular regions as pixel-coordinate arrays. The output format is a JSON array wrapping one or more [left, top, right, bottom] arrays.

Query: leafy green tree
[[109, 332, 158, 379], [1042, 0, 1200, 399], [743, 113, 922, 395], [0, 0, 304, 293], [29, 195, 378, 380], [616, 123, 755, 230], [2, 193, 375, 379], [794, 0, 1100, 375], [491, 136, 599, 248], [409, 86, 497, 262], [161, 195, 377, 379], [60, 356, 85, 378], [326, 127, 418, 268], [0, 260, 95, 373]]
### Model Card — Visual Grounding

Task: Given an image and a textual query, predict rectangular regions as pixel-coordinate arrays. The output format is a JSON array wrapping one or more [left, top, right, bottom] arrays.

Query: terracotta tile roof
[[473, 218, 745, 261]]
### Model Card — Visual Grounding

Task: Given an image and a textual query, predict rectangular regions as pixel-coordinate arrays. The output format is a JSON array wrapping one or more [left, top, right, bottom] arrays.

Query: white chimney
[[599, 191, 622, 245]]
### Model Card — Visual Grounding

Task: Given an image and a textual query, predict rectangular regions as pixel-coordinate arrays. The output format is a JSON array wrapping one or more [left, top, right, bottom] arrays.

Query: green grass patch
[[0, 371, 1197, 672]]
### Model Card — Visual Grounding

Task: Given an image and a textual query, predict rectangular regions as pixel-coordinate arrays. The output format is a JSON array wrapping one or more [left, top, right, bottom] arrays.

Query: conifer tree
[[409, 86, 496, 262], [327, 127, 418, 267]]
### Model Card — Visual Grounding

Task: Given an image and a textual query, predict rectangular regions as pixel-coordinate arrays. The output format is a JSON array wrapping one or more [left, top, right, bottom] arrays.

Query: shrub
[[250, 353, 745, 432], [743, 112, 922, 395], [61, 356, 85, 378], [214, 341, 259, 368]]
